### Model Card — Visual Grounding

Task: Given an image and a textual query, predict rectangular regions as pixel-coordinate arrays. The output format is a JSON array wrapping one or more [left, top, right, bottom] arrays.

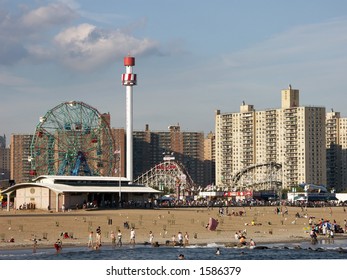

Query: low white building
[[1, 175, 161, 212]]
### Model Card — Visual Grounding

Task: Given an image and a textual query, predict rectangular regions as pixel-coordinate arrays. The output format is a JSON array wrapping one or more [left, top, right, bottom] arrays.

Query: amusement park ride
[[58, 151, 92, 176], [28, 101, 115, 177]]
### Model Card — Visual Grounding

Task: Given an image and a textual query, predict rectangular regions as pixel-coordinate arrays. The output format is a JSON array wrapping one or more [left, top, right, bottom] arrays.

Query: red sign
[[224, 191, 253, 197], [156, 163, 177, 170]]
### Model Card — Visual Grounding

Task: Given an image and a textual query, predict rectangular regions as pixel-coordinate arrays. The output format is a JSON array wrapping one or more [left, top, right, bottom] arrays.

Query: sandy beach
[[0, 206, 346, 250]]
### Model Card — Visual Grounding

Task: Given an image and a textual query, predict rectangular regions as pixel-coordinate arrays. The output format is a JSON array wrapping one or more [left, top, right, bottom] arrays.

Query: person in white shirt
[[130, 228, 136, 245], [177, 231, 183, 245], [149, 231, 154, 244]]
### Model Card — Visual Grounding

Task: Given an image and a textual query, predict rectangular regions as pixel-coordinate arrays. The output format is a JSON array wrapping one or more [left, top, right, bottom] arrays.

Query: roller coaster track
[[134, 160, 196, 193], [230, 161, 282, 191]]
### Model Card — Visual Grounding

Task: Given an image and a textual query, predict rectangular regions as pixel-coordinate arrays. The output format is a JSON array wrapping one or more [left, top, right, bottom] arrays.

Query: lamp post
[[114, 149, 122, 207], [119, 149, 121, 206]]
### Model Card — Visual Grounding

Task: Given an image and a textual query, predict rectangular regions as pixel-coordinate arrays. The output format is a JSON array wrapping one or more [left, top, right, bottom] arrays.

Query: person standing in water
[[33, 237, 37, 253], [96, 226, 102, 246], [87, 231, 93, 248], [54, 239, 62, 253], [249, 239, 256, 247], [117, 230, 123, 247]]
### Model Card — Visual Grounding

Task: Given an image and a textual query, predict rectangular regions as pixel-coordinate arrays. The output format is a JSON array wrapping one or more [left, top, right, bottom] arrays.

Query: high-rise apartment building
[[326, 110, 347, 192], [0, 134, 10, 189], [10, 134, 33, 184], [133, 124, 205, 186], [204, 132, 215, 186], [215, 86, 326, 190]]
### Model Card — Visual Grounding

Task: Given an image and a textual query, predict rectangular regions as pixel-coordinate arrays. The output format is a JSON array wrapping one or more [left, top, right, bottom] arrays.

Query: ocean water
[[1, 239, 347, 260]]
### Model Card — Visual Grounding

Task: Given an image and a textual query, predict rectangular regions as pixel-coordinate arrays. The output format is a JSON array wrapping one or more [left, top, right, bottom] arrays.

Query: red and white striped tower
[[122, 56, 137, 182]]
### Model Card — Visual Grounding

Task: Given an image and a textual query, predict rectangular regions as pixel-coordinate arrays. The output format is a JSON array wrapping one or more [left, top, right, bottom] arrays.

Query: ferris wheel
[[29, 101, 115, 177]]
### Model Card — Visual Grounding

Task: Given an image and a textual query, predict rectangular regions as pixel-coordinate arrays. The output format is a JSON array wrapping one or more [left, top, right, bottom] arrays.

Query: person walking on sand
[[110, 231, 116, 246], [171, 234, 176, 246], [149, 231, 154, 245], [117, 230, 123, 247], [184, 232, 189, 246], [88, 231, 93, 248], [130, 228, 136, 245], [177, 231, 183, 246]]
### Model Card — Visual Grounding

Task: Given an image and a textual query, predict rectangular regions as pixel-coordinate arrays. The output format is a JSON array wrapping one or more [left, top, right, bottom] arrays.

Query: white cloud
[[0, 2, 161, 70], [54, 23, 96, 46], [20, 3, 76, 30], [53, 23, 160, 70], [0, 2, 75, 65]]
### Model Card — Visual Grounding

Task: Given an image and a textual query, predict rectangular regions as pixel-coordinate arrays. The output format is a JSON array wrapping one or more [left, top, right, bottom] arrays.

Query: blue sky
[[1, 0, 347, 141]]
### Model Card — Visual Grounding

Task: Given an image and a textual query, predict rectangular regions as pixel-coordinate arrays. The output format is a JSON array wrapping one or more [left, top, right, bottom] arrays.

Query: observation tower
[[121, 56, 137, 182]]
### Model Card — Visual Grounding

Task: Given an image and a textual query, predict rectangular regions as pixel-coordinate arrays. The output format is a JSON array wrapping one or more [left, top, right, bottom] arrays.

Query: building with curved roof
[[1, 175, 160, 212]]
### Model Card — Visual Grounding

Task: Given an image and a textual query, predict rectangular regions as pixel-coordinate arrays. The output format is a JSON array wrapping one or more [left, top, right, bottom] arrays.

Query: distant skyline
[[1, 0, 347, 141]]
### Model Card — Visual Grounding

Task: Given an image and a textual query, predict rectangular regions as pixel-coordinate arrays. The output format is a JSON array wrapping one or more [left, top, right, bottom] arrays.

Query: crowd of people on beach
[[154, 198, 347, 209], [85, 225, 138, 250], [309, 217, 346, 243], [167, 231, 190, 247], [82, 222, 193, 250]]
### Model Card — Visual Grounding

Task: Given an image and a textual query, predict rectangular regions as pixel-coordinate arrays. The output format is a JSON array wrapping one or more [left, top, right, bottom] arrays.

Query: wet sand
[[0, 206, 346, 250]]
